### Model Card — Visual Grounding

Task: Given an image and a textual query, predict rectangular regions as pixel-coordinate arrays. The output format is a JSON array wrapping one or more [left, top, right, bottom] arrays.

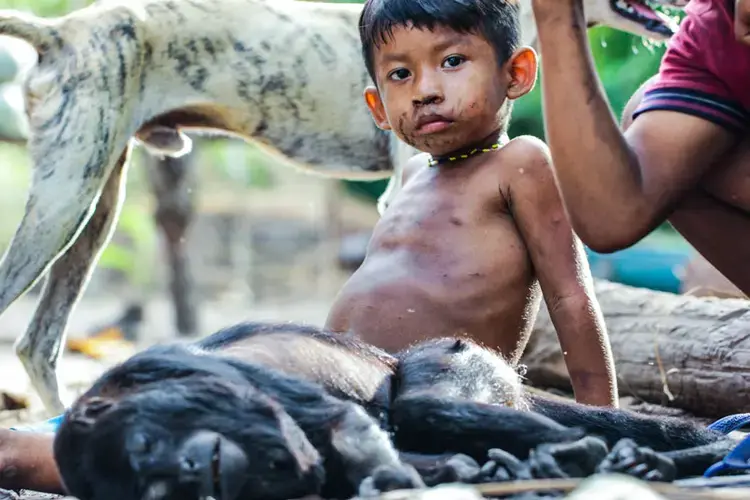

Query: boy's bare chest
[[371, 168, 520, 254], [390, 167, 508, 224]]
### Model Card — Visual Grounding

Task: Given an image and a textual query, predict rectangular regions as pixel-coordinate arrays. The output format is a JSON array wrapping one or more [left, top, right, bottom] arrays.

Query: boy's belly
[[325, 252, 540, 359]]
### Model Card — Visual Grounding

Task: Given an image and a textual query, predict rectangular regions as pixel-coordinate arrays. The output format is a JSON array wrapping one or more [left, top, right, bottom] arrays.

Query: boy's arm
[[507, 138, 617, 407], [530, 0, 737, 252], [0, 429, 63, 493]]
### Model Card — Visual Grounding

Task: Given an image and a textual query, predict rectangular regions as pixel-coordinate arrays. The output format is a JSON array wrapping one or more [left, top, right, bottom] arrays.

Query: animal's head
[[581, 0, 687, 39], [398, 338, 528, 410], [520, 0, 686, 47], [54, 374, 325, 500]]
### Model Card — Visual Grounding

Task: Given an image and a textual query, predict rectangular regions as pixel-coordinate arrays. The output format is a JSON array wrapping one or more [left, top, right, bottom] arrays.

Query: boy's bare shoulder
[[503, 135, 553, 172], [500, 136, 566, 218], [496, 135, 557, 187]]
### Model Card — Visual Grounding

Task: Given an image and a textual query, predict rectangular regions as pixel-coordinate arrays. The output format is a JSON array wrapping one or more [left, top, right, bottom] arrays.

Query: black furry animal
[[53, 322, 737, 500]]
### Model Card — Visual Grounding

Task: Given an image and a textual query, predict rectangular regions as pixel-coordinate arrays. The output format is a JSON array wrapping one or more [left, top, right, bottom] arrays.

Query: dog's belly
[[135, 0, 396, 178]]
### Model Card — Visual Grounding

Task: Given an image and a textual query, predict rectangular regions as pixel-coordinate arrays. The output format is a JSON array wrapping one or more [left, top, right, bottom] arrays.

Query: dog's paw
[[421, 454, 482, 486], [472, 448, 533, 483], [595, 438, 676, 482], [358, 463, 425, 497], [528, 436, 609, 479]]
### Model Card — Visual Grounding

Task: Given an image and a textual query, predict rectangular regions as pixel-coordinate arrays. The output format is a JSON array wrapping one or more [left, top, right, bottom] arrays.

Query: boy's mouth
[[610, 0, 679, 37], [414, 114, 454, 135]]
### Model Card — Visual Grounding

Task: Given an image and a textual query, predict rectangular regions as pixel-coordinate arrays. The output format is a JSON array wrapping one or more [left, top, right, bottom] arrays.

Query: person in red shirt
[[634, 0, 750, 131], [532, 0, 750, 296]]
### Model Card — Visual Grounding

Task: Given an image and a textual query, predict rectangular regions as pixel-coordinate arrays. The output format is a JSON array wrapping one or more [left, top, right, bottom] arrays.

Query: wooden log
[[521, 280, 750, 419]]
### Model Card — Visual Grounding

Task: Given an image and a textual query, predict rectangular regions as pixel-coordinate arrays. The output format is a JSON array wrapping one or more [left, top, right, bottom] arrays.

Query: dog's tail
[[0, 10, 57, 53]]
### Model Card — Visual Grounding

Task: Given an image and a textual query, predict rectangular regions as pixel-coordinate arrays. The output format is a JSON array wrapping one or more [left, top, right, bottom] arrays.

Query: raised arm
[[507, 137, 617, 408], [530, 0, 737, 252]]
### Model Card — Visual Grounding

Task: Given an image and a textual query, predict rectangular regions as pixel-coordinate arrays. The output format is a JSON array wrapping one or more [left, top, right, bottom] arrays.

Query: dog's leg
[[143, 148, 198, 336], [15, 149, 131, 415]]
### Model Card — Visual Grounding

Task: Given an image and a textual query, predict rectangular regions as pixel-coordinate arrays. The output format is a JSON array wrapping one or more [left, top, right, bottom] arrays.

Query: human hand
[[736, 0, 750, 45], [531, 0, 584, 28]]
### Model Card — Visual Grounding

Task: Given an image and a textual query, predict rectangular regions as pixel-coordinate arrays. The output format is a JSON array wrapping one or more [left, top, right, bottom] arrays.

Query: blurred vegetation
[[0, 0, 685, 290]]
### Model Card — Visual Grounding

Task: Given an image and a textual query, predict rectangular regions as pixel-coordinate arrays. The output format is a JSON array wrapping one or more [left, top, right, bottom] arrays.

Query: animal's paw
[[421, 454, 482, 486], [473, 448, 533, 483], [528, 436, 609, 479], [595, 438, 676, 482], [358, 463, 425, 497]]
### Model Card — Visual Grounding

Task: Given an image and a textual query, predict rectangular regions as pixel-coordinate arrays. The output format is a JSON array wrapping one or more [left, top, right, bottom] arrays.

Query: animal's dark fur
[[53, 322, 736, 500]]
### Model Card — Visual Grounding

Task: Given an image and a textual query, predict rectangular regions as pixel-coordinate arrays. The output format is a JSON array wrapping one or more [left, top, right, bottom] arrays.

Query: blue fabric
[[9, 414, 64, 434], [704, 413, 750, 477]]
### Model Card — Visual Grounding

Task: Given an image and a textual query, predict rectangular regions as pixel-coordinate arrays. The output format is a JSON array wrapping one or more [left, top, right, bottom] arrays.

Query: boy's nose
[[412, 93, 443, 107], [412, 72, 444, 107]]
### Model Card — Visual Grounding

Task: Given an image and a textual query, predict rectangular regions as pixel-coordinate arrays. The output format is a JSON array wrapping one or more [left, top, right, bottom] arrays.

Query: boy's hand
[[0, 430, 63, 494], [531, 0, 583, 19]]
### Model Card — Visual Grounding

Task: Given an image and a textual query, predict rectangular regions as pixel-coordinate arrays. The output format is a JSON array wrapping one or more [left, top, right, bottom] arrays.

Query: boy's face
[[364, 24, 537, 156]]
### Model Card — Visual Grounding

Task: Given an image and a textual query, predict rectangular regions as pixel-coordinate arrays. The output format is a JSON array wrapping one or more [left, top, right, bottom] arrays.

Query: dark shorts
[[633, 0, 750, 132]]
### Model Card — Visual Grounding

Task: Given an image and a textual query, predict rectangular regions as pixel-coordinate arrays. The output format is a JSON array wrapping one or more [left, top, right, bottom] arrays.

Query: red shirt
[[633, 0, 750, 132]]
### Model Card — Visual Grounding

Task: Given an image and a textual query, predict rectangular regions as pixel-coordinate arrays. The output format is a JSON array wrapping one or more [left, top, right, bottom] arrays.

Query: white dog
[[0, 0, 682, 414]]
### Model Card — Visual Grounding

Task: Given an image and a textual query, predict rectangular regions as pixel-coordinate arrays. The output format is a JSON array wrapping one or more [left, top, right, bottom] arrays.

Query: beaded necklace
[[428, 133, 510, 167]]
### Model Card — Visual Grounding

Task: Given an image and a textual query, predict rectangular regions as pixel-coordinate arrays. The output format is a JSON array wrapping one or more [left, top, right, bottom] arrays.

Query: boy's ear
[[506, 46, 538, 100], [364, 86, 391, 130]]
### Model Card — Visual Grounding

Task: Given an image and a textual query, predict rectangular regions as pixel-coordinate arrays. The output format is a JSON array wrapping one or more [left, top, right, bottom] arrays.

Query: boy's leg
[[622, 79, 750, 295], [0, 430, 62, 493], [668, 140, 750, 296], [669, 189, 750, 296]]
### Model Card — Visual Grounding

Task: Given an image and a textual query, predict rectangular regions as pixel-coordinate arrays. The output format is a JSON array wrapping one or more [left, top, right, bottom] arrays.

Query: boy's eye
[[442, 55, 465, 69], [388, 68, 411, 81]]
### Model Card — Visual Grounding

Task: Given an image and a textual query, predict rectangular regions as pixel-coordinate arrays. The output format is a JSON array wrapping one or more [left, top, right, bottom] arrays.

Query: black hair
[[359, 0, 521, 83]]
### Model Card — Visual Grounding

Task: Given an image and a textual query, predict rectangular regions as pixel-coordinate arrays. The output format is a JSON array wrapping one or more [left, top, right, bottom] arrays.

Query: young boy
[[530, 0, 750, 296], [326, 0, 618, 408]]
